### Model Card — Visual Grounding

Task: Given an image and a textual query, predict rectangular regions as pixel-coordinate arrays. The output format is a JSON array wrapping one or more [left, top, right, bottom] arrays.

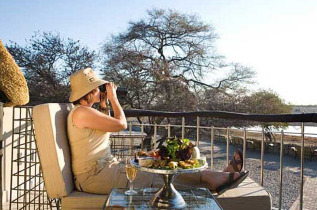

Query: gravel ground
[[198, 140, 317, 210]]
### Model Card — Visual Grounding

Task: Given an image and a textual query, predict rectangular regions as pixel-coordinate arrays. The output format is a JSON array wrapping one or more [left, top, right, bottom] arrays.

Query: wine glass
[[125, 157, 138, 195]]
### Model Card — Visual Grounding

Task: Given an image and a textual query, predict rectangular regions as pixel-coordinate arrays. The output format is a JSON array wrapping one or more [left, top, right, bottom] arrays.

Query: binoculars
[[99, 84, 128, 97]]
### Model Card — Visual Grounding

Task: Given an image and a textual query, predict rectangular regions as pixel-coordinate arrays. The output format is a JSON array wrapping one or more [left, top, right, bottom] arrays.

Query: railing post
[[129, 122, 132, 156], [260, 128, 265, 186], [196, 116, 200, 147], [120, 130, 124, 158], [226, 128, 230, 165], [182, 117, 185, 140], [243, 129, 246, 171], [210, 126, 214, 170], [300, 123, 305, 210], [23, 107, 28, 205], [141, 122, 144, 150], [0, 102, 3, 209], [9, 106, 15, 210], [279, 131, 284, 210], [167, 124, 171, 139], [154, 123, 157, 149]]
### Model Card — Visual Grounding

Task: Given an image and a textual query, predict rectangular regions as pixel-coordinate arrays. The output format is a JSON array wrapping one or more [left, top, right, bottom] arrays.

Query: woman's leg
[[173, 168, 241, 192], [75, 161, 154, 194], [201, 170, 240, 191]]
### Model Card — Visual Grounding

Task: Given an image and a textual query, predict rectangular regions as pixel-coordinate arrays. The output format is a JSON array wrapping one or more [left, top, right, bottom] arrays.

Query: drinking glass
[[125, 157, 138, 195]]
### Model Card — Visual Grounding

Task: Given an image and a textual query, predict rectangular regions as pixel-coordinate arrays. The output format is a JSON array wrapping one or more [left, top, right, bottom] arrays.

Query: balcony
[[1, 105, 317, 209]]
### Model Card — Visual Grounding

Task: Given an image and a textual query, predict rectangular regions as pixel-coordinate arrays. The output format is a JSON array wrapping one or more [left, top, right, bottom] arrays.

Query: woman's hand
[[100, 91, 107, 108], [106, 82, 117, 100]]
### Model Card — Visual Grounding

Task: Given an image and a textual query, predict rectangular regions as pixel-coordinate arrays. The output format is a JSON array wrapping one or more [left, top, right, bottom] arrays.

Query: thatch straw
[[0, 39, 29, 107]]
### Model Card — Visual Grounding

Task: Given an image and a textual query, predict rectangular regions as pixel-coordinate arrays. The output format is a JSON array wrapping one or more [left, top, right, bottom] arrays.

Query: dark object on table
[[177, 146, 192, 160], [158, 145, 169, 159]]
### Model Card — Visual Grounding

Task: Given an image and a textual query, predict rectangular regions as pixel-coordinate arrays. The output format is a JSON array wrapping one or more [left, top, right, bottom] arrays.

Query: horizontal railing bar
[[13, 151, 37, 161], [13, 176, 43, 190], [12, 163, 39, 176], [130, 123, 184, 128], [246, 129, 317, 136], [121, 109, 317, 123], [125, 123, 317, 137], [13, 118, 33, 122], [12, 174, 42, 178], [13, 132, 33, 136], [12, 187, 44, 192], [13, 141, 36, 148], [128, 123, 234, 130], [11, 183, 45, 202], [13, 147, 37, 151], [110, 135, 145, 138]]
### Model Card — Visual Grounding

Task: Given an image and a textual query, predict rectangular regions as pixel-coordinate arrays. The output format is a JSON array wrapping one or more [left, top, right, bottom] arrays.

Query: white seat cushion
[[62, 190, 108, 209]]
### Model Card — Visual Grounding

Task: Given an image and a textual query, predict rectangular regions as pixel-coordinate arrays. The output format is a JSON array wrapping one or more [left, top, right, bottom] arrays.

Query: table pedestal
[[150, 174, 186, 209]]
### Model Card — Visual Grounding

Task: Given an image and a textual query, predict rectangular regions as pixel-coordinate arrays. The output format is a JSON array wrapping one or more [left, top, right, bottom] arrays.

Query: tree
[[200, 89, 293, 129], [7, 31, 96, 104], [241, 89, 293, 128], [101, 9, 254, 112]]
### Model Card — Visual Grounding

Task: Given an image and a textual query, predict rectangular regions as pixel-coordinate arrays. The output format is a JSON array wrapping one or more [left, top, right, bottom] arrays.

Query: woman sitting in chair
[[67, 68, 248, 195]]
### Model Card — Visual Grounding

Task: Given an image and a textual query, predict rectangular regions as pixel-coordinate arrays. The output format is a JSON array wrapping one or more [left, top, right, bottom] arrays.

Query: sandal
[[229, 149, 243, 172], [216, 171, 249, 195]]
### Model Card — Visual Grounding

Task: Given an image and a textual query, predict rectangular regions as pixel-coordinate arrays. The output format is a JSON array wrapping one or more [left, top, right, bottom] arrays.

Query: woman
[[67, 68, 248, 195]]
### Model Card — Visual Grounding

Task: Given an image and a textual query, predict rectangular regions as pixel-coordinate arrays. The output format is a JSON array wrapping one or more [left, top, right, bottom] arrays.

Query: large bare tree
[[101, 9, 254, 112], [7, 31, 96, 104]]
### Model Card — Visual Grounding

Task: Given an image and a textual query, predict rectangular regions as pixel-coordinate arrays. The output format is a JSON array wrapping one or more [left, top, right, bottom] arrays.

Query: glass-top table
[[131, 159, 208, 208], [104, 188, 223, 209]]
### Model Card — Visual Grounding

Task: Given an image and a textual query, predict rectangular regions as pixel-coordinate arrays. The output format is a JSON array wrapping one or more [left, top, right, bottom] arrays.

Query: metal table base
[[150, 174, 186, 208]]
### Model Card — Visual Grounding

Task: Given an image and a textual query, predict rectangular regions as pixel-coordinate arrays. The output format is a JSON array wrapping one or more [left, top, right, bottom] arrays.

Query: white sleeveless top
[[67, 105, 113, 176]]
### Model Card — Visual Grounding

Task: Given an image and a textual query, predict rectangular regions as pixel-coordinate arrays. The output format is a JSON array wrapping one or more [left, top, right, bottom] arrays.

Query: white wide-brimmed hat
[[69, 68, 108, 102]]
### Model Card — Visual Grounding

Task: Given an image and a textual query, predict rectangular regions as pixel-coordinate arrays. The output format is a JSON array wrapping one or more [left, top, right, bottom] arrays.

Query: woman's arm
[[72, 83, 127, 132], [72, 106, 127, 132]]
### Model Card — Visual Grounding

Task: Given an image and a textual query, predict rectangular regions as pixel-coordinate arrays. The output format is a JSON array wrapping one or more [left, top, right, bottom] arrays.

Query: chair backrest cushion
[[33, 103, 74, 198]]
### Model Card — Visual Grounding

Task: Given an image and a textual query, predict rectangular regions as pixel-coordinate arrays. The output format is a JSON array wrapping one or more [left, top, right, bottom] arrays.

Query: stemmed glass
[[125, 157, 138, 195]]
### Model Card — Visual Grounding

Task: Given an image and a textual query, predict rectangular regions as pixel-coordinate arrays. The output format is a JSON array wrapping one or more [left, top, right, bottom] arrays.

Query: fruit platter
[[131, 137, 208, 208], [132, 138, 207, 174]]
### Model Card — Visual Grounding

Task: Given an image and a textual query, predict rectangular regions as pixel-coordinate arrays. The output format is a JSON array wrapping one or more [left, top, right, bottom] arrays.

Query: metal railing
[[111, 120, 313, 210], [7, 107, 317, 209], [116, 109, 317, 210]]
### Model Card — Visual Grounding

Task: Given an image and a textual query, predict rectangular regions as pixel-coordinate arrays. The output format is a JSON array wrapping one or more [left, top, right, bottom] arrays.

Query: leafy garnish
[[166, 138, 179, 159], [183, 138, 190, 146]]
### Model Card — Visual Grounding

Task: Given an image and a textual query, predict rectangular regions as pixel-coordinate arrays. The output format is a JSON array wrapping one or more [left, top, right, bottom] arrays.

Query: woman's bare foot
[[223, 149, 243, 173]]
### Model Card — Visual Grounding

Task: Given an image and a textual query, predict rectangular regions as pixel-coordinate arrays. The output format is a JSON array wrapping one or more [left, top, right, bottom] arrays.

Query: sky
[[1, 0, 317, 105]]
